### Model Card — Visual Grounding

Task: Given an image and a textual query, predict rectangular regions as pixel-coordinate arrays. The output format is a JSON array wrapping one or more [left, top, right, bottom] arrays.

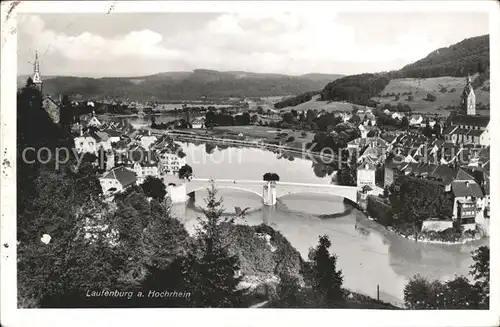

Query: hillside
[[393, 35, 490, 79], [276, 34, 490, 113], [17, 69, 343, 101], [372, 75, 490, 115]]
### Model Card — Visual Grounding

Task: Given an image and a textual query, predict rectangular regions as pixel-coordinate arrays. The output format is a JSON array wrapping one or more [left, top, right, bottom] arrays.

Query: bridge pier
[[263, 181, 277, 206], [167, 182, 190, 203]]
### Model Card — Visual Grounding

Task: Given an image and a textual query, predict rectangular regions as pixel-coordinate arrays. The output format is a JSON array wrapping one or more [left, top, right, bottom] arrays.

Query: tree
[[140, 206, 190, 270], [401, 116, 409, 129], [404, 275, 444, 309], [432, 122, 442, 138], [140, 176, 167, 200], [470, 246, 489, 308], [263, 172, 280, 181], [283, 112, 296, 124], [178, 164, 193, 179], [337, 154, 357, 187], [59, 95, 74, 131], [183, 184, 245, 307], [404, 274, 481, 310], [276, 273, 302, 307], [303, 235, 344, 306], [348, 114, 361, 125]]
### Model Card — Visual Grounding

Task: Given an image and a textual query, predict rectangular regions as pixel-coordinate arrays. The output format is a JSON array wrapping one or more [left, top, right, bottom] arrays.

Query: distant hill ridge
[[275, 34, 490, 109], [17, 69, 344, 101]]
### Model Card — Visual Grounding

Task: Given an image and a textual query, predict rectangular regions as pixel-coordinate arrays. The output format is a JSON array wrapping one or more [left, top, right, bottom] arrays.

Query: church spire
[[32, 50, 43, 92], [461, 74, 475, 116]]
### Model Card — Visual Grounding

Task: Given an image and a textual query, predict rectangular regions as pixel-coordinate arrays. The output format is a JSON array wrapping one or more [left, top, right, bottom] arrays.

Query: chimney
[[79, 124, 83, 136], [465, 181, 470, 188]]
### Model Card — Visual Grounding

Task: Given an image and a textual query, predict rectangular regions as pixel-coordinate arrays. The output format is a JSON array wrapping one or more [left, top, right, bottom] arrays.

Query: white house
[[409, 115, 423, 126], [133, 162, 159, 184], [74, 132, 98, 154], [158, 148, 187, 175], [391, 112, 404, 120], [99, 166, 137, 196], [383, 109, 391, 115], [191, 117, 205, 129], [127, 148, 160, 184]]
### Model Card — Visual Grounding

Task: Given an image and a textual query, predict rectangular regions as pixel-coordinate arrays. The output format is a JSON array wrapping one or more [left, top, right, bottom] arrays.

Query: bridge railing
[[190, 178, 267, 185]]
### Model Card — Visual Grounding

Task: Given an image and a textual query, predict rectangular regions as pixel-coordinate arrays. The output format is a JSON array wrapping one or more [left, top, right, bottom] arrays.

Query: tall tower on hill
[[461, 75, 475, 116], [32, 51, 43, 93]]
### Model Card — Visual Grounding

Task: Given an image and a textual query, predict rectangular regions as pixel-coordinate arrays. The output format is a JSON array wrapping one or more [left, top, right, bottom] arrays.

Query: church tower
[[461, 75, 475, 116], [32, 51, 43, 93]]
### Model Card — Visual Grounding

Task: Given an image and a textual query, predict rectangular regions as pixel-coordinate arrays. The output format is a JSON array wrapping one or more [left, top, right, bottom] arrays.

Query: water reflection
[[173, 142, 488, 303]]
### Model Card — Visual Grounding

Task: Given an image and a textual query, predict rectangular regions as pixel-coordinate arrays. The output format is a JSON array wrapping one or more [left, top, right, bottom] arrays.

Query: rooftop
[[101, 166, 137, 187], [447, 113, 490, 128]]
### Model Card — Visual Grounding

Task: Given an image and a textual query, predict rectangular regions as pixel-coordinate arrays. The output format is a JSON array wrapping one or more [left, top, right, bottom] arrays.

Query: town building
[[138, 130, 158, 149], [87, 113, 102, 128], [191, 117, 206, 129], [409, 115, 423, 127], [443, 115, 490, 147], [123, 147, 160, 184], [157, 148, 187, 176], [74, 129, 98, 154], [391, 112, 404, 121], [356, 158, 376, 188], [99, 166, 137, 196], [103, 129, 122, 144], [442, 76, 490, 147]]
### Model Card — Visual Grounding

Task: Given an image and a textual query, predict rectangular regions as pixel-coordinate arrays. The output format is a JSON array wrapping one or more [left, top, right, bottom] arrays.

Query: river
[[168, 142, 487, 306]]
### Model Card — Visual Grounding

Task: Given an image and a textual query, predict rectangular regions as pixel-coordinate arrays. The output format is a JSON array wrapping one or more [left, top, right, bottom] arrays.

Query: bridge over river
[[184, 178, 359, 205]]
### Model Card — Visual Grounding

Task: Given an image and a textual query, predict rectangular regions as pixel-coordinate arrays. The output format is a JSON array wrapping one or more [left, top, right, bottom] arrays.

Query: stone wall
[[421, 220, 453, 232]]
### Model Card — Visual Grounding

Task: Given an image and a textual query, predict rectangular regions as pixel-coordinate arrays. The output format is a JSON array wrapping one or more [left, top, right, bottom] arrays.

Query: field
[[279, 94, 362, 113], [372, 75, 490, 116]]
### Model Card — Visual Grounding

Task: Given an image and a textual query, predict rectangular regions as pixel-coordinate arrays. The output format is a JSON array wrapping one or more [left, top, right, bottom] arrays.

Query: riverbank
[[387, 226, 485, 245], [148, 124, 316, 153]]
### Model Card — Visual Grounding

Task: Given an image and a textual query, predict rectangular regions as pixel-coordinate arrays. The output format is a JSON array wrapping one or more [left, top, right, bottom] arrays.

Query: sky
[[17, 12, 489, 77]]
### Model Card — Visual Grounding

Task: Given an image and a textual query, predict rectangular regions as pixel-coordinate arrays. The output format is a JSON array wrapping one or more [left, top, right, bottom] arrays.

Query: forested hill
[[393, 35, 489, 79], [318, 34, 489, 106], [17, 70, 343, 101]]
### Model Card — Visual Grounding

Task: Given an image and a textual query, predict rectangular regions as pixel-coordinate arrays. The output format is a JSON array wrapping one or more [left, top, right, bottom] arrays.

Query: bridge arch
[[276, 190, 357, 203]]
